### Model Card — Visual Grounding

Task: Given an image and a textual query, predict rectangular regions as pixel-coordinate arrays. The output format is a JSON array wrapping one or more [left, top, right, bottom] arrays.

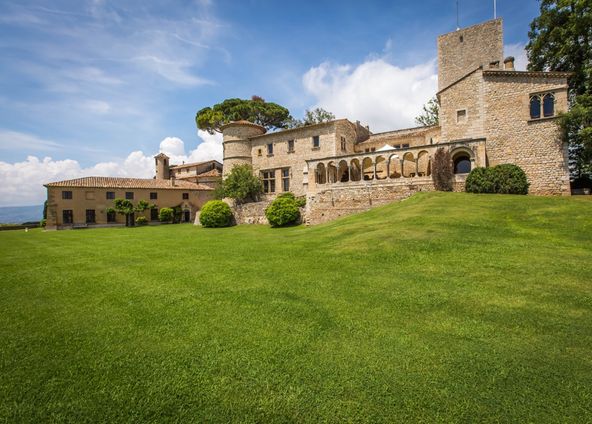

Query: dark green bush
[[39, 219, 46, 228], [265, 197, 301, 227], [465, 164, 528, 195], [159, 207, 174, 223], [277, 192, 306, 207], [135, 216, 148, 226], [465, 167, 495, 193], [200, 200, 233, 228]]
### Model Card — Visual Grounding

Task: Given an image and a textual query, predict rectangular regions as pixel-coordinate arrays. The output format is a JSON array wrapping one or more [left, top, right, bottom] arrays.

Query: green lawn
[[1, 192, 591, 422]]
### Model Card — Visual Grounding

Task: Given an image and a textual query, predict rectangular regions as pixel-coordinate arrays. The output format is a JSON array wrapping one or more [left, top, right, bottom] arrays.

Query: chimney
[[489, 60, 500, 69], [171, 175, 176, 187], [504, 56, 515, 71]]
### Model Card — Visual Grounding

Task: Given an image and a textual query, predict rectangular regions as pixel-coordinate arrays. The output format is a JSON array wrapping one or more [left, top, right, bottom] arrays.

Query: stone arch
[[450, 148, 473, 174], [388, 154, 401, 179], [402, 152, 416, 177], [350, 159, 362, 182], [375, 156, 387, 180], [362, 157, 374, 180], [327, 161, 338, 184], [417, 150, 430, 177], [315, 163, 326, 184], [337, 160, 349, 183]]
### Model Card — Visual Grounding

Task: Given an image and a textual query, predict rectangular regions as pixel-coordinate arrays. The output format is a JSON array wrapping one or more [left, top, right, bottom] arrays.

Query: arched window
[[453, 154, 471, 174], [530, 95, 541, 119], [543, 93, 555, 117]]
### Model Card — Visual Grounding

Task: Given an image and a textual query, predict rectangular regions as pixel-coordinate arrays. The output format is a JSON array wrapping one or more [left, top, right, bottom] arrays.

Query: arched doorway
[[453, 152, 471, 174]]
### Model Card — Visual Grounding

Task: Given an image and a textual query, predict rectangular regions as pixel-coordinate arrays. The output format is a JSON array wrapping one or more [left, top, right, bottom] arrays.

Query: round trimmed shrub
[[265, 197, 300, 227], [277, 192, 306, 207], [199, 200, 233, 228], [135, 216, 148, 226], [159, 207, 174, 223], [491, 164, 529, 194], [465, 167, 495, 193]]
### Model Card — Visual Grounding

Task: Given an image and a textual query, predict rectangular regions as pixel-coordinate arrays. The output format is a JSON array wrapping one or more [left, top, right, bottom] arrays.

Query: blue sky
[[0, 0, 542, 205]]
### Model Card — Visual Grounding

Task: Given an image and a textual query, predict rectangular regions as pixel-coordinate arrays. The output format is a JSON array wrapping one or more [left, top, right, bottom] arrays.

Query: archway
[[337, 160, 349, 182], [402, 152, 416, 177], [327, 161, 338, 184], [453, 152, 471, 174], [350, 159, 361, 182], [417, 151, 430, 177], [375, 156, 387, 180], [388, 155, 401, 179], [362, 157, 374, 180], [315, 163, 326, 184]]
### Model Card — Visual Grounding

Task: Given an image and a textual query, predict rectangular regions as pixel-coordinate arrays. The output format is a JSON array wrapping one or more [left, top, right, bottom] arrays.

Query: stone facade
[[220, 18, 572, 224]]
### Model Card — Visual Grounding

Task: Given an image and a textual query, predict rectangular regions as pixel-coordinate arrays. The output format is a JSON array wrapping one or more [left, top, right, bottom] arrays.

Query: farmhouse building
[[221, 19, 571, 224]]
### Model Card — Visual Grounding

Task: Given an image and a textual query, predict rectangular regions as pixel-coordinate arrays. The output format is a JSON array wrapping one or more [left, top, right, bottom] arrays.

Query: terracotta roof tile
[[196, 169, 222, 178], [44, 176, 213, 190]]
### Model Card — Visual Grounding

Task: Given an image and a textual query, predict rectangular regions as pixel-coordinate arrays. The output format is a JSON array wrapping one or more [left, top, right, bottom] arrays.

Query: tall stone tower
[[437, 18, 504, 91], [221, 120, 266, 177], [154, 153, 170, 180]]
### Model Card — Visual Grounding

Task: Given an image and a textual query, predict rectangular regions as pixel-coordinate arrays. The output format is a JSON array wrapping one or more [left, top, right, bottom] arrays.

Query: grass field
[[1, 192, 591, 422]]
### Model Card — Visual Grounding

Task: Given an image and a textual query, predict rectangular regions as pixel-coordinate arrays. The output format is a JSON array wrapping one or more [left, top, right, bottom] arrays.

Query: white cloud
[[303, 58, 437, 133], [0, 130, 63, 151], [504, 43, 528, 71], [0, 130, 222, 206]]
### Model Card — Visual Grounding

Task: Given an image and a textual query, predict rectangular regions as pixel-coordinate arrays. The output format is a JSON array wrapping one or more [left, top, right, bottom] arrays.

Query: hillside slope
[[0, 193, 591, 422]]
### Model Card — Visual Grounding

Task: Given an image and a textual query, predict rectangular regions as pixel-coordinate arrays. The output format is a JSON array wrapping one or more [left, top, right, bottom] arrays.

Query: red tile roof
[[197, 169, 222, 178], [44, 176, 213, 190]]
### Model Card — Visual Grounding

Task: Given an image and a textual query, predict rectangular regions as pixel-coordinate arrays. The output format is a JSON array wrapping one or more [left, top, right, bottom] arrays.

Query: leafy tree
[[415, 97, 440, 126], [287, 107, 335, 128], [559, 94, 592, 176], [159, 207, 174, 223], [112, 199, 151, 227], [196, 96, 293, 134], [219, 164, 262, 204], [432, 148, 453, 191], [526, 0, 592, 96]]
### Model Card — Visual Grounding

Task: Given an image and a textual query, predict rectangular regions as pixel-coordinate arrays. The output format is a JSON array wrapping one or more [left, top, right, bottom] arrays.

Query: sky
[[0, 0, 543, 206]]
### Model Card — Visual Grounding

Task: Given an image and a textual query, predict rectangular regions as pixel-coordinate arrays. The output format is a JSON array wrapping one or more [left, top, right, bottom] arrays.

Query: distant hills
[[0, 205, 43, 224]]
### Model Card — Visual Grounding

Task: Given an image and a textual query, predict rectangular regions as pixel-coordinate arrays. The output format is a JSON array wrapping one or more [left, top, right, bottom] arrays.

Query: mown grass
[[0, 192, 591, 422]]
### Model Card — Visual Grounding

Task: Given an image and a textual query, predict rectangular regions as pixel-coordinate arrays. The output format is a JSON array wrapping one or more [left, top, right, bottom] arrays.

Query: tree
[[415, 97, 440, 126], [219, 164, 262, 204], [111, 199, 151, 227], [287, 107, 336, 128], [527, 1, 592, 179], [196, 96, 293, 134], [432, 148, 453, 191], [526, 0, 592, 96]]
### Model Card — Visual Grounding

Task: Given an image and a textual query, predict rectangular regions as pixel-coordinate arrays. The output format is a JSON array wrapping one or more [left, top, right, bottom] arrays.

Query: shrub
[[491, 164, 529, 194], [432, 148, 453, 191], [220, 164, 262, 203], [278, 192, 306, 207], [265, 197, 301, 227], [39, 219, 46, 228], [465, 167, 495, 193], [159, 207, 174, 223], [135, 216, 148, 226], [465, 164, 528, 195], [200, 200, 233, 228]]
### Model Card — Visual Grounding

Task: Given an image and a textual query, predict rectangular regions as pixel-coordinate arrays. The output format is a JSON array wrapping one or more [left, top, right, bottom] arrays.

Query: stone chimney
[[171, 175, 176, 187], [504, 56, 515, 71]]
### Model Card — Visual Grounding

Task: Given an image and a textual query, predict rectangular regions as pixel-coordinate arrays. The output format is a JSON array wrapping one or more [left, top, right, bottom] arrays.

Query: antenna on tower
[[456, 0, 460, 30], [494, 0, 497, 19]]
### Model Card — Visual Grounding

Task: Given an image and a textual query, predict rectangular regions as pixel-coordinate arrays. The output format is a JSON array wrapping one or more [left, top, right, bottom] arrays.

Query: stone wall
[[230, 201, 269, 225], [437, 19, 503, 91]]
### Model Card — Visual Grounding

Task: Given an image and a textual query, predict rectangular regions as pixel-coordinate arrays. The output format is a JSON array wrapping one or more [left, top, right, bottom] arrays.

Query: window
[[312, 135, 320, 148], [457, 109, 467, 123], [85, 191, 95, 200], [340, 136, 346, 151], [150, 208, 159, 221], [370, 147, 376, 152], [182, 193, 189, 200], [453, 154, 471, 174], [267, 143, 273, 155], [107, 210, 117, 223], [62, 191, 72, 200], [150, 192, 157, 200], [63, 210, 73, 224], [257, 148, 262, 157], [543, 93, 555, 117], [106, 191, 115, 200], [125, 192, 134, 200], [86, 209, 96, 224], [262, 170, 275, 193], [365, 148, 370, 153], [282, 168, 290, 192], [402, 144, 410, 148], [287, 139, 295, 152], [530, 95, 541, 119]]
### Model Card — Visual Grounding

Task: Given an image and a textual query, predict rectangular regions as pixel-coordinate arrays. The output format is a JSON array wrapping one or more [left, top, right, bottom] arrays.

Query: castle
[[221, 19, 571, 224], [44, 19, 571, 229]]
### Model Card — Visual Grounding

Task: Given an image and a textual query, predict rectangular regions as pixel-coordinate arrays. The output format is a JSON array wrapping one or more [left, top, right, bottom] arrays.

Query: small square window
[[182, 193, 189, 200], [150, 192, 157, 200], [125, 192, 134, 200], [62, 191, 72, 200], [106, 191, 115, 200], [257, 148, 262, 157], [312, 136, 320, 149], [457, 109, 467, 123], [267, 143, 273, 155], [287, 139, 295, 152]]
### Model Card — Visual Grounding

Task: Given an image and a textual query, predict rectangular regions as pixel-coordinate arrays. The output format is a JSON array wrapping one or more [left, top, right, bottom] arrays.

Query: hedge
[[265, 197, 301, 227], [466, 164, 529, 194], [199, 200, 233, 228]]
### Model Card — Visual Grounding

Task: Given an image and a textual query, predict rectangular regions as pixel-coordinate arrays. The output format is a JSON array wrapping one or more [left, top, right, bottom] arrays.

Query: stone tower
[[154, 153, 170, 180], [221, 120, 266, 177], [437, 18, 504, 91]]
